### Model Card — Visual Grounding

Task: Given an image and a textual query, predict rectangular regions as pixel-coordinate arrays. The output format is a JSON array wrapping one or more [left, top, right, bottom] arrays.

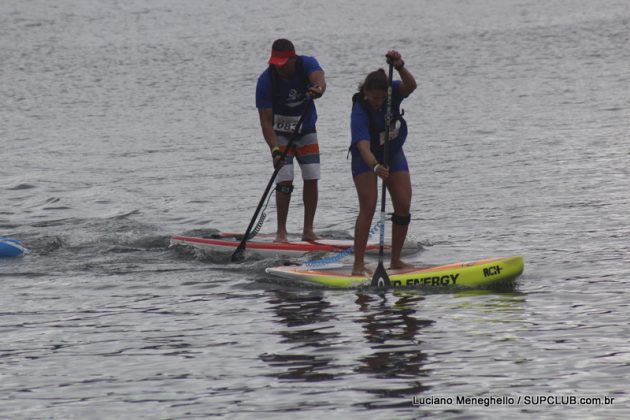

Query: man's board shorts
[[351, 148, 409, 178], [276, 132, 320, 183]]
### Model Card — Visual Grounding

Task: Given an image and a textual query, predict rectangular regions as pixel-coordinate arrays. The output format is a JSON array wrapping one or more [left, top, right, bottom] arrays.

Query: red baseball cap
[[268, 39, 296, 66]]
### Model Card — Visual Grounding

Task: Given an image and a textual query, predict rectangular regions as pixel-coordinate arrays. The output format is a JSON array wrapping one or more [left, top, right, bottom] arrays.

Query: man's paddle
[[231, 99, 313, 262], [370, 58, 394, 288]]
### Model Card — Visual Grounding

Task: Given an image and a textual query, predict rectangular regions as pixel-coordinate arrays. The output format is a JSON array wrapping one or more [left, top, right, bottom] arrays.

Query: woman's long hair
[[358, 68, 388, 95]]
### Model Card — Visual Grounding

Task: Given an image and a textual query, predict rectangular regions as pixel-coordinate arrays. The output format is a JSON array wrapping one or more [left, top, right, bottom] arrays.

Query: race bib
[[273, 115, 302, 133], [379, 120, 401, 145]]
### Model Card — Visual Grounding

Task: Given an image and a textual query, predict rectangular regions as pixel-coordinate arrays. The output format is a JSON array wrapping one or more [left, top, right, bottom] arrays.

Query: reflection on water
[[261, 289, 434, 408], [353, 292, 433, 409], [260, 290, 339, 381]]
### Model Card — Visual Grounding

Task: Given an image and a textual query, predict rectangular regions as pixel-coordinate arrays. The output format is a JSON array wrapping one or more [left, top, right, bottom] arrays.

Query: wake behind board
[[170, 231, 421, 259], [266, 256, 524, 289]]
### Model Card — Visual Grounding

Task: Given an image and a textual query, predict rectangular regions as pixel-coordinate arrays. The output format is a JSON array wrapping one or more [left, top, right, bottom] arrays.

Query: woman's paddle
[[231, 99, 313, 262], [370, 58, 394, 288]]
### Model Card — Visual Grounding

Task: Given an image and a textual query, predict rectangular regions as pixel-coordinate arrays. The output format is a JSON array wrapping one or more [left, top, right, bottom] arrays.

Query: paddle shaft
[[371, 60, 394, 288], [231, 99, 312, 261]]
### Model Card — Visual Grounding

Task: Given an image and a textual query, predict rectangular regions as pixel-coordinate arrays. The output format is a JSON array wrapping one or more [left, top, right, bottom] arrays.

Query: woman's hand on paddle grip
[[374, 163, 389, 180], [385, 50, 404, 70]]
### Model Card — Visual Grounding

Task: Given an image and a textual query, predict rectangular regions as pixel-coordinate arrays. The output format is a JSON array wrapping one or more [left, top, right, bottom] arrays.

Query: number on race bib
[[273, 115, 302, 133]]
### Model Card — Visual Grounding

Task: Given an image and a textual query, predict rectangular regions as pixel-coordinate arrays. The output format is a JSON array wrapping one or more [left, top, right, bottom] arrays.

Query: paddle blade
[[230, 244, 246, 262], [370, 262, 391, 288]]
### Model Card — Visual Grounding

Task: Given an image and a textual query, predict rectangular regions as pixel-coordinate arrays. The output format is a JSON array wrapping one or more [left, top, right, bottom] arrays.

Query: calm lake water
[[1, 0, 629, 418]]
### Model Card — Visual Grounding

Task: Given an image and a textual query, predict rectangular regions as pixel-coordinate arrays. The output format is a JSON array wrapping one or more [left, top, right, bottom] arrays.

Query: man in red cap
[[256, 39, 326, 242]]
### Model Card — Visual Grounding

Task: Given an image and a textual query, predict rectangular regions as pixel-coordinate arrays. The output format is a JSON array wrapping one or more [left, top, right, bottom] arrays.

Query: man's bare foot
[[301, 231, 320, 241], [274, 233, 289, 243]]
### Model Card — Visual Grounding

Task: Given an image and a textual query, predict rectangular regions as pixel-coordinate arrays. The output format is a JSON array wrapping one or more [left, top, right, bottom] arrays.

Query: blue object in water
[[0, 237, 26, 257]]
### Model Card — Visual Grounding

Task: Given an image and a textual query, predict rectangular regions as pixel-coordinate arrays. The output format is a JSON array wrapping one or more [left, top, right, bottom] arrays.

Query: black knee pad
[[391, 213, 411, 226], [275, 184, 294, 195]]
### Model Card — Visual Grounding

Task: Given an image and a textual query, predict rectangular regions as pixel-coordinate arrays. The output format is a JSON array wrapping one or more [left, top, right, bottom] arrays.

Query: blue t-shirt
[[350, 80, 408, 163], [256, 55, 322, 134]]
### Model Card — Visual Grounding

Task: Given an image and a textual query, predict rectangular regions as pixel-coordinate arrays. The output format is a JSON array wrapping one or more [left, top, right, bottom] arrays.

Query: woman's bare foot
[[389, 259, 414, 270], [352, 263, 373, 276]]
